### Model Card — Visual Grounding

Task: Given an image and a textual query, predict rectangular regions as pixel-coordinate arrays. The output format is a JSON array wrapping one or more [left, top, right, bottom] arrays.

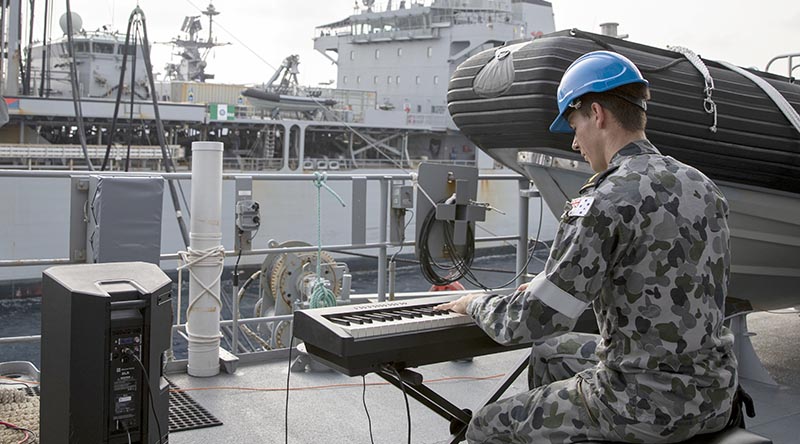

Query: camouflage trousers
[[466, 333, 729, 444]]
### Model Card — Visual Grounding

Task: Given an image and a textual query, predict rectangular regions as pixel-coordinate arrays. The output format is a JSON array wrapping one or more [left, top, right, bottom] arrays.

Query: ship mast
[[164, 2, 229, 82]]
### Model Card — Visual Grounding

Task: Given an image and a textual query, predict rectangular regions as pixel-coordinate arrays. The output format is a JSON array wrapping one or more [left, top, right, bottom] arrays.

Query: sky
[[31, 0, 800, 87]]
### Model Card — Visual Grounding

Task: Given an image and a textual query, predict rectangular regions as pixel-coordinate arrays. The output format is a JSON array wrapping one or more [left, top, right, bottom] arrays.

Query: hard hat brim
[[549, 113, 574, 134]]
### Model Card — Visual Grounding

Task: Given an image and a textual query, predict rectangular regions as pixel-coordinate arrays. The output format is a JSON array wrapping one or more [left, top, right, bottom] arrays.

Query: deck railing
[[0, 168, 537, 369]]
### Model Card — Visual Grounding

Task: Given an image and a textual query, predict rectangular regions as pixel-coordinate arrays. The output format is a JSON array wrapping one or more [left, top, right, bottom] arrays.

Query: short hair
[[572, 83, 651, 132]]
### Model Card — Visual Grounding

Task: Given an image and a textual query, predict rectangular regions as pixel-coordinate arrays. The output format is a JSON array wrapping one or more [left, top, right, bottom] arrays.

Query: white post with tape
[[185, 141, 224, 377]]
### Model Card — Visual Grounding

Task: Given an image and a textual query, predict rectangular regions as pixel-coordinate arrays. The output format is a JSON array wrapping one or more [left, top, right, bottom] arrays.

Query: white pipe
[[186, 141, 224, 377]]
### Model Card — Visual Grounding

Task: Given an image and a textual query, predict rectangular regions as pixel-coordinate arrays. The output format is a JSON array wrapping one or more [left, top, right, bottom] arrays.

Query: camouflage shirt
[[468, 140, 737, 426]]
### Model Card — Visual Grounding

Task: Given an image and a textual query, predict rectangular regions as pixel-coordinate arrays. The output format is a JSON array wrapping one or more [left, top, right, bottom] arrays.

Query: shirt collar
[[608, 139, 661, 167]]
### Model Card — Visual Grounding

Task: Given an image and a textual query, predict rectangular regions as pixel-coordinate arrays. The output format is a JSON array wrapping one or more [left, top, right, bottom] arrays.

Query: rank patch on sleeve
[[568, 196, 594, 217]]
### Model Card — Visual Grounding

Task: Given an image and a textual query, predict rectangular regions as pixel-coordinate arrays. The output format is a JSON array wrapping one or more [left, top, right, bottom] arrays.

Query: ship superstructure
[[28, 14, 149, 100], [314, 0, 554, 128]]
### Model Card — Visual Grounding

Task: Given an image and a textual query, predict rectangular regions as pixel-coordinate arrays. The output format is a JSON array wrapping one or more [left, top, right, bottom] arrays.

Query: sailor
[[436, 51, 738, 443]]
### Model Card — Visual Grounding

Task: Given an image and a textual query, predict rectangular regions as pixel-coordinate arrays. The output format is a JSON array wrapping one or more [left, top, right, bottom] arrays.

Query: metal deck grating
[[168, 380, 223, 433], [10, 380, 222, 434]]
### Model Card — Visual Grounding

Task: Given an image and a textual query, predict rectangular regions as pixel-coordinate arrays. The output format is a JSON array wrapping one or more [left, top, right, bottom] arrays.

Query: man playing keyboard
[[435, 51, 737, 444]]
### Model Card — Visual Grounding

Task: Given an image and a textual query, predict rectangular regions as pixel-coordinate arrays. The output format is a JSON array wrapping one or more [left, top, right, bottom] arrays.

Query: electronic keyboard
[[293, 294, 531, 376]]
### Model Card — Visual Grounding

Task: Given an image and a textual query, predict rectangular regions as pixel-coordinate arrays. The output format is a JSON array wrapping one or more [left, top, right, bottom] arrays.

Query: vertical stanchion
[[186, 141, 224, 377], [378, 177, 389, 301], [516, 179, 530, 288]]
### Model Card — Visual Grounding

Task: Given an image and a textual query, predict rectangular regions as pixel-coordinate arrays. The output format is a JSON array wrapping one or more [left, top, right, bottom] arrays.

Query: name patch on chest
[[568, 196, 595, 217]]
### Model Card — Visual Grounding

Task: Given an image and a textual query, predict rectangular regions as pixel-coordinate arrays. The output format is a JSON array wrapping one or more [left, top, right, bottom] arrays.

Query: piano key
[[339, 315, 368, 324], [327, 317, 350, 326], [337, 310, 473, 338]]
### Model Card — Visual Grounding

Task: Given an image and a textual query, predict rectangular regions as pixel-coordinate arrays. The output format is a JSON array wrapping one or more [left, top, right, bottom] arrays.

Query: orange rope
[[0, 376, 38, 385], [1, 371, 507, 394], [169, 373, 506, 393]]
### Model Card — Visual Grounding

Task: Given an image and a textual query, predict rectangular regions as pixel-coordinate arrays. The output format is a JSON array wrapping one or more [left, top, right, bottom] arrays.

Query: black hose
[[64, 0, 94, 170]]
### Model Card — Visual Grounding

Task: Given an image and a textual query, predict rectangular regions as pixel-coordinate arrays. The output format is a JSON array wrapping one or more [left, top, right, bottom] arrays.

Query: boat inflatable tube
[[447, 30, 800, 194]]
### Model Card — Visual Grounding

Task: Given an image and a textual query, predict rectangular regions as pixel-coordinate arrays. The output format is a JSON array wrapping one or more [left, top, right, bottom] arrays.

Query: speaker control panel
[[110, 327, 143, 433]]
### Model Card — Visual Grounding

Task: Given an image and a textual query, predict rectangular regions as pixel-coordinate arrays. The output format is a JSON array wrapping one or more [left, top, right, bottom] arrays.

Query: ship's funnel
[[58, 12, 83, 35]]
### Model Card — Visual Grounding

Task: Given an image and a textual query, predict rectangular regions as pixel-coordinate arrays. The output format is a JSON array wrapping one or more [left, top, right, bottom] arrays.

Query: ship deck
[[166, 310, 800, 444]]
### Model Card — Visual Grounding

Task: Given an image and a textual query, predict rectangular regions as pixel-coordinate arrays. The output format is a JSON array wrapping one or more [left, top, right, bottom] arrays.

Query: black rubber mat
[[12, 381, 221, 433], [168, 380, 223, 433]]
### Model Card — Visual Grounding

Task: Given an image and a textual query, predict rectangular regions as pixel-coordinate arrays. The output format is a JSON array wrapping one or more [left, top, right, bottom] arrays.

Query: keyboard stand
[[375, 351, 530, 444]]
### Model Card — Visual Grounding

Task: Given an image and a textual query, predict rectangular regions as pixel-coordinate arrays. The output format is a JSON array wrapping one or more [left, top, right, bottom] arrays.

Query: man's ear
[[591, 102, 606, 129]]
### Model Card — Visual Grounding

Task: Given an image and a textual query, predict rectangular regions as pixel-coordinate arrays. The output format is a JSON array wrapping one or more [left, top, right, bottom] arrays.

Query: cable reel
[[255, 240, 349, 348]]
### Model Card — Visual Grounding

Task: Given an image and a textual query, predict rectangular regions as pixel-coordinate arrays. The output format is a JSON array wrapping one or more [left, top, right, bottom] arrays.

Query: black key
[[339, 315, 366, 324], [372, 312, 402, 321], [326, 316, 350, 326], [360, 312, 389, 322], [348, 314, 374, 323]]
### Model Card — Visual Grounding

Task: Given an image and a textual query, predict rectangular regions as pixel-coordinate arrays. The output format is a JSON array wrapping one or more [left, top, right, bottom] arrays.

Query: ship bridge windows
[[93, 42, 115, 54], [73, 41, 90, 53], [117, 44, 141, 56]]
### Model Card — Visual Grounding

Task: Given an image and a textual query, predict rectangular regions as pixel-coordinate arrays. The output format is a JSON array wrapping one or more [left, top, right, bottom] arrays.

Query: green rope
[[309, 172, 345, 308]]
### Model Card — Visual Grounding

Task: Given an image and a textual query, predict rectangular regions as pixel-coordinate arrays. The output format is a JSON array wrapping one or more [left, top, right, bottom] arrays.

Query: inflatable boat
[[447, 30, 800, 310], [448, 29, 800, 195]]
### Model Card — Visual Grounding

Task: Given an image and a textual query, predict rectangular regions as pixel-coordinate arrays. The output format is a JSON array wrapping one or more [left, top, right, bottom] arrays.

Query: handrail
[[0, 170, 537, 365], [0, 287, 516, 346], [0, 169, 523, 180], [0, 234, 521, 267], [764, 52, 800, 78]]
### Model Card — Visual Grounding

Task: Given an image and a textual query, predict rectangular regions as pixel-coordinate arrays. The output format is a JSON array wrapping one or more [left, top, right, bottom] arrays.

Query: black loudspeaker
[[40, 262, 172, 444]]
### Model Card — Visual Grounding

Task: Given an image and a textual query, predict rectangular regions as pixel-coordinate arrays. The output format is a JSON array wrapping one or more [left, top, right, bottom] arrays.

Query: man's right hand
[[434, 293, 480, 315]]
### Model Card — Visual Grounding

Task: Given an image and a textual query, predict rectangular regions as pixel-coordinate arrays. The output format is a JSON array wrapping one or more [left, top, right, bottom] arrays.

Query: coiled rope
[[177, 243, 226, 344], [309, 172, 345, 308]]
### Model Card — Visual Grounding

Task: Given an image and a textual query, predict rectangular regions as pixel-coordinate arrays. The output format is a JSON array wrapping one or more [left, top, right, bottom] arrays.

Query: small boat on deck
[[447, 30, 800, 310], [241, 54, 337, 115], [241, 87, 336, 113]]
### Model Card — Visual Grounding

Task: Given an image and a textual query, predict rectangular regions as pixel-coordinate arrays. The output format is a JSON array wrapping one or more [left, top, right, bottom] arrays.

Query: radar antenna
[[163, 2, 230, 82]]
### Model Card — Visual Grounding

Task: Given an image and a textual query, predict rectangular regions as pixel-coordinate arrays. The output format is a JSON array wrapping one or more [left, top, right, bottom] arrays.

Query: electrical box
[[235, 200, 261, 232], [40, 262, 172, 444], [391, 185, 414, 209]]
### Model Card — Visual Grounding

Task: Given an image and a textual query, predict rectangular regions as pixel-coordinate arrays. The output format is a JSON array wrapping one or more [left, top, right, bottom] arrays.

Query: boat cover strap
[[718, 60, 800, 136], [669, 46, 718, 133]]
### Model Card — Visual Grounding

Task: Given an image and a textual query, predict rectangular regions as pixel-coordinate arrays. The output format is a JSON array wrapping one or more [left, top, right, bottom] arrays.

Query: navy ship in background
[[0, 0, 560, 292]]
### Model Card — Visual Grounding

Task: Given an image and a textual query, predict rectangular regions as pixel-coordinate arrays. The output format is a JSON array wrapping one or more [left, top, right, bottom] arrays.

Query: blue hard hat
[[549, 50, 649, 133]]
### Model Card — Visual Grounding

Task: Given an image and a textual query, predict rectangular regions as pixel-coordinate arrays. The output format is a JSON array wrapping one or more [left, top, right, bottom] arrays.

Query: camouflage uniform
[[466, 140, 738, 443]]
